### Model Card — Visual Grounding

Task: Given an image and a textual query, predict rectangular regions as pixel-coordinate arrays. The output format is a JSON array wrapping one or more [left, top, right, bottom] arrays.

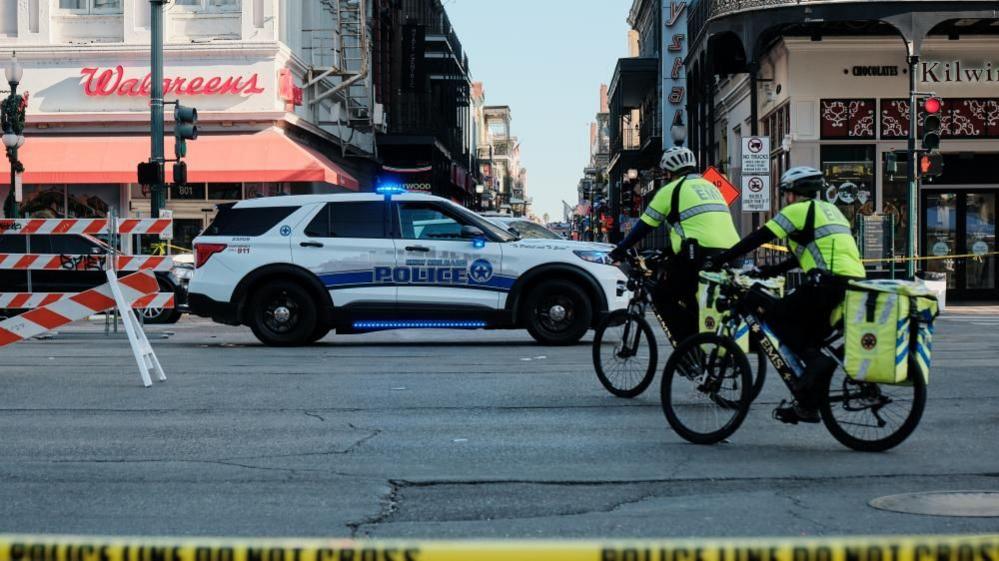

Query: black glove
[[608, 246, 629, 263], [702, 257, 722, 271]]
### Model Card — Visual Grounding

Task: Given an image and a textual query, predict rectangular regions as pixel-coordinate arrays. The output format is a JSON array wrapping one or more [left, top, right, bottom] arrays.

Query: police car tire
[[524, 279, 593, 346], [247, 280, 318, 347], [308, 325, 332, 344]]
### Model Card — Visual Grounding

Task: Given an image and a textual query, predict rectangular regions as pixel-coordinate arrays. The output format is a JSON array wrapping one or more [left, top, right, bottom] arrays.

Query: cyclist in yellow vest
[[705, 166, 866, 423], [610, 146, 740, 341]]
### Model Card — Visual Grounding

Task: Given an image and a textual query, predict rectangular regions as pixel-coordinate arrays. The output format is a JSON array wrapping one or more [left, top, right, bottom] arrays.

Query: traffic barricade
[[0, 216, 171, 387]]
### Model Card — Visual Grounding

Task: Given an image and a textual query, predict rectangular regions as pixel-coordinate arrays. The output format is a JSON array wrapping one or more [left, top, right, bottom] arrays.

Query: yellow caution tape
[[0, 535, 997, 561], [758, 242, 998, 264]]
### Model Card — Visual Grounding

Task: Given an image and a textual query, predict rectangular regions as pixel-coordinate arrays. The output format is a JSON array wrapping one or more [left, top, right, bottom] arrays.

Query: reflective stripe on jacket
[[765, 200, 866, 278], [640, 175, 740, 253]]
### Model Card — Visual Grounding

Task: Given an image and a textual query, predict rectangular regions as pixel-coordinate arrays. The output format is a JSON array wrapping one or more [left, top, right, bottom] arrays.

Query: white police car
[[188, 189, 628, 347]]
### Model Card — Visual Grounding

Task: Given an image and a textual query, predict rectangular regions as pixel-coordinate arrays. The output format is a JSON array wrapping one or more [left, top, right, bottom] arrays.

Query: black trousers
[[767, 281, 847, 358], [652, 248, 724, 344]]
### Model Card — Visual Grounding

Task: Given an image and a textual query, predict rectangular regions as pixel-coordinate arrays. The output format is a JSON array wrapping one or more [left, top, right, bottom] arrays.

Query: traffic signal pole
[[150, 0, 166, 218], [906, 54, 918, 279]]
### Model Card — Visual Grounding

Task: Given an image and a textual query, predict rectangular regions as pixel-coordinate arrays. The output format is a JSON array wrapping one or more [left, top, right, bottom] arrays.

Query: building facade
[[607, 0, 663, 242], [373, 0, 478, 207], [0, 0, 380, 249], [686, 0, 998, 300]]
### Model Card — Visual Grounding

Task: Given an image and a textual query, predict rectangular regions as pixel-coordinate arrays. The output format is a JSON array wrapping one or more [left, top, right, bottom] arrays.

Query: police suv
[[188, 190, 629, 346]]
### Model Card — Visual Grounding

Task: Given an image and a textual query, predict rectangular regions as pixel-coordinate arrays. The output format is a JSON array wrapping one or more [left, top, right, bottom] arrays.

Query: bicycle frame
[[622, 260, 679, 348]]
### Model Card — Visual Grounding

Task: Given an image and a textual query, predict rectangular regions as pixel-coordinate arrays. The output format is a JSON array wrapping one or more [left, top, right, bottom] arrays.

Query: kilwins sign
[[921, 61, 999, 84], [80, 65, 266, 97]]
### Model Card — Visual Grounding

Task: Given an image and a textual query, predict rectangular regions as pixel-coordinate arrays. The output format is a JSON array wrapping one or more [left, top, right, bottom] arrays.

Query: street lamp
[[671, 114, 687, 147], [2, 51, 26, 219]]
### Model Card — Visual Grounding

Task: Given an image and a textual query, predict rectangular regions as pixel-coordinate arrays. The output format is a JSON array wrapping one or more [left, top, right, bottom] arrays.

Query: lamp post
[[2, 52, 25, 219]]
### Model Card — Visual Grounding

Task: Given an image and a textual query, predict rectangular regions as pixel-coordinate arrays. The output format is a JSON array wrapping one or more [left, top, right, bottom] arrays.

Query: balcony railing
[[690, 0, 893, 43]]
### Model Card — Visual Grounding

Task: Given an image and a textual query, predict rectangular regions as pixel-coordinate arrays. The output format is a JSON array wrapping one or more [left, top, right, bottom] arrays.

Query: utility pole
[[906, 54, 919, 279], [150, 0, 166, 218]]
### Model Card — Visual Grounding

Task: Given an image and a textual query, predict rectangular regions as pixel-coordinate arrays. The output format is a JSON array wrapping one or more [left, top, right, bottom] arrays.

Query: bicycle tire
[[660, 333, 753, 445], [593, 310, 658, 398], [819, 357, 926, 452]]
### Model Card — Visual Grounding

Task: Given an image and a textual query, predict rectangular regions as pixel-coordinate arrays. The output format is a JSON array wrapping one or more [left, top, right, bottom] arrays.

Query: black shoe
[[773, 401, 821, 425]]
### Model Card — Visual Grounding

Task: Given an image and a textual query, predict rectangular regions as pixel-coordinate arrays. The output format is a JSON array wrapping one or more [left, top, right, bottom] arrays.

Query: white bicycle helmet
[[659, 146, 697, 173], [779, 166, 825, 195]]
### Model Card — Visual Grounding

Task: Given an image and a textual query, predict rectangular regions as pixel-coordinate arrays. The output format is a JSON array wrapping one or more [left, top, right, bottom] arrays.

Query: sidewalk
[[945, 303, 999, 316]]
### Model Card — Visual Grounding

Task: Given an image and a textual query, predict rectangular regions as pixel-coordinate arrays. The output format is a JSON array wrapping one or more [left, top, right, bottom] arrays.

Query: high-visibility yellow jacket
[[640, 175, 740, 254], [765, 199, 866, 278]]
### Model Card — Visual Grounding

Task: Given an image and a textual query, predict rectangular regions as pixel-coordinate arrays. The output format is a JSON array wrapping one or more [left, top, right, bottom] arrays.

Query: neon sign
[[80, 65, 265, 97]]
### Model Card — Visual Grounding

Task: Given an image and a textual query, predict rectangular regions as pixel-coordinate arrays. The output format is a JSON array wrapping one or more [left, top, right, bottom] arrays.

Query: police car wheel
[[524, 280, 592, 346], [247, 280, 318, 347]]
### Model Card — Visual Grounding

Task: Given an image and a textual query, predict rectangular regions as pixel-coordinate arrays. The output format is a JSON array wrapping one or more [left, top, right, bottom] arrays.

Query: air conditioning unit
[[373, 103, 385, 126]]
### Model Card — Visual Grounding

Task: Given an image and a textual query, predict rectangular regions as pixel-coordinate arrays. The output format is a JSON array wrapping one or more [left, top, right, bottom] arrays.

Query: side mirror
[[461, 225, 485, 239]]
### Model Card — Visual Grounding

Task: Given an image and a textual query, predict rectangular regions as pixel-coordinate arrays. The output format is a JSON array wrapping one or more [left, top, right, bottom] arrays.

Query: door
[[964, 192, 996, 295], [393, 200, 504, 312], [290, 201, 397, 311], [922, 190, 998, 300]]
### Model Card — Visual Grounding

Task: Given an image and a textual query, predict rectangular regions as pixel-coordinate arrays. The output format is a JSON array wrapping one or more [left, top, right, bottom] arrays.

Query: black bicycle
[[592, 251, 767, 399], [659, 269, 927, 452]]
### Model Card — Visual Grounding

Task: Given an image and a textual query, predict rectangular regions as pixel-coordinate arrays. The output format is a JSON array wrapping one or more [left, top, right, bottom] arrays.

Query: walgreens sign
[[80, 65, 266, 97]]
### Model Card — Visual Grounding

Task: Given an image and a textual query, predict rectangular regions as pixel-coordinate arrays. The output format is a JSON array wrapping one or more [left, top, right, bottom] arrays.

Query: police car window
[[398, 204, 464, 240], [205, 206, 299, 236], [332, 202, 386, 238]]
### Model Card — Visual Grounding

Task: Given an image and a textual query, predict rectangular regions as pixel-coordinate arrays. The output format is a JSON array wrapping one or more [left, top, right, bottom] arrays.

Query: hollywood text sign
[[80, 65, 266, 97]]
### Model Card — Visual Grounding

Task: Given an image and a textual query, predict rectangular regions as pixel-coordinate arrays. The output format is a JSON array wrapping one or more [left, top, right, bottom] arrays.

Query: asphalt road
[[1, 311, 997, 538]]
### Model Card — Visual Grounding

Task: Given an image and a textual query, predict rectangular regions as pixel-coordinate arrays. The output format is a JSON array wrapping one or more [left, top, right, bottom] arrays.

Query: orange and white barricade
[[0, 216, 171, 387]]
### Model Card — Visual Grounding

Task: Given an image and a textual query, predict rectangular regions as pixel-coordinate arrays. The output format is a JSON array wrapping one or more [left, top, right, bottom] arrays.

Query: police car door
[[393, 200, 503, 312], [291, 200, 397, 309]]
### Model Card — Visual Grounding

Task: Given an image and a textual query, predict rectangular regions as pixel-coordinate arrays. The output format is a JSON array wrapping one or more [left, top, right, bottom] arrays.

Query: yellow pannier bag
[[844, 279, 938, 385], [913, 294, 939, 384], [698, 271, 783, 353]]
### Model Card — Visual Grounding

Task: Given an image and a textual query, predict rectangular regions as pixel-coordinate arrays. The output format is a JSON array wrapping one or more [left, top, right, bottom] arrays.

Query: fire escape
[[302, 0, 382, 157]]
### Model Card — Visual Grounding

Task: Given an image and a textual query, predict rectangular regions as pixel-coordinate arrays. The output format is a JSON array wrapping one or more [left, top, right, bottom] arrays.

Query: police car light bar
[[375, 185, 407, 196], [353, 321, 488, 330]]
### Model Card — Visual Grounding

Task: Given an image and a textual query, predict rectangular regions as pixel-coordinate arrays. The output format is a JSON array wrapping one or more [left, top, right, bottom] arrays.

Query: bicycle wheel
[[593, 310, 658, 398], [819, 358, 926, 452], [661, 333, 753, 445]]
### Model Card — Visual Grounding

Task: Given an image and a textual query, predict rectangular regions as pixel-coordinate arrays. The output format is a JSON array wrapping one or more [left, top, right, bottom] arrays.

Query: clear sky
[[445, 0, 633, 221]]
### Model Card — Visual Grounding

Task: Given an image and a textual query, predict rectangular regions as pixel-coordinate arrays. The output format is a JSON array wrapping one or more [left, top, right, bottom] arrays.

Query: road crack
[[347, 479, 405, 537]]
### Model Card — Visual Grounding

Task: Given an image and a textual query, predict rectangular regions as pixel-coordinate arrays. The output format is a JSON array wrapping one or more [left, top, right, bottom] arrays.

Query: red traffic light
[[924, 97, 942, 114], [920, 155, 932, 174]]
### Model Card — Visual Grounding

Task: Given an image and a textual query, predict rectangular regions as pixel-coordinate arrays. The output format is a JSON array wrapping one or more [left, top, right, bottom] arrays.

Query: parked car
[[0, 233, 188, 324], [485, 216, 567, 240], [188, 191, 629, 346]]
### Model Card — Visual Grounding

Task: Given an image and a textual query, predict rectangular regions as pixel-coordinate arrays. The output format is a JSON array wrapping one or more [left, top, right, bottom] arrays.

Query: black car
[[0, 233, 187, 323]]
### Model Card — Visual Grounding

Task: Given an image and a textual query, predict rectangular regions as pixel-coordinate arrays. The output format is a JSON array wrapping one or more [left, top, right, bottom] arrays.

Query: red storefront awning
[[0, 129, 359, 190]]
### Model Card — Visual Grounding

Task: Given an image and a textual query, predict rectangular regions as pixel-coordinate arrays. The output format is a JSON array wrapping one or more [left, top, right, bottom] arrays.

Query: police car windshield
[[445, 203, 518, 242]]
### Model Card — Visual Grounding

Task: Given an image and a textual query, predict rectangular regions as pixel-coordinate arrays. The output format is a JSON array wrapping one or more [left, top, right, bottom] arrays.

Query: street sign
[[741, 137, 771, 176], [742, 175, 771, 213], [158, 209, 173, 241], [702, 166, 739, 206]]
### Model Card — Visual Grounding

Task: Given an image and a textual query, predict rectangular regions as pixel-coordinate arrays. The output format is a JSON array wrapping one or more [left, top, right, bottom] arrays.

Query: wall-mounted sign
[[741, 136, 771, 175], [920, 60, 999, 84], [742, 175, 770, 213], [661, 0, 688, 146], [851, 66, 899, 77], [81, 66, 265, 97]]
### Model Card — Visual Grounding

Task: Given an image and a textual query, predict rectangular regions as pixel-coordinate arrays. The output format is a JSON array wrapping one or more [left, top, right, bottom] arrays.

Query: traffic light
[[920, 152, 944, 178], [174, 104, 198, 159], [173, 161, 188, 186], [922, 97, 942, 151], [137, 161, 164, 185]]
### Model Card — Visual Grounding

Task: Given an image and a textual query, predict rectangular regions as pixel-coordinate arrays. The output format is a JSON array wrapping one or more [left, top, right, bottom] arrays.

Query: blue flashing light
[[375, 185, 407, 196], [472, 238, 486, 249], [353, 320, 488, 330]]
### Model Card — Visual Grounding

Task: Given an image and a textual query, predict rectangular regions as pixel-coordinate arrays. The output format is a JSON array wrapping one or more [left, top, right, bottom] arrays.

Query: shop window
[[170, 183, 206, 200], [208, 183, 243, 200], [245, 183, 289, 198], [58, 0, 122, 14], [820, 145, 876, 227], [820, 99, 876, 140], [174, 0, 240, 12], [22, 186, 67, 218], [68, 185, 118, 218]]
